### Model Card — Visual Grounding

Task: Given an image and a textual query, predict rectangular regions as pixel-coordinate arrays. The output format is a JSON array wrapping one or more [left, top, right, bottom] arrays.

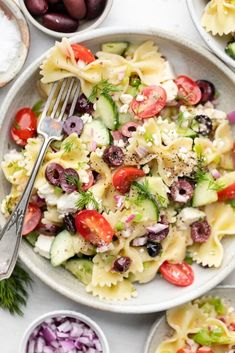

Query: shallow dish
[[19, 0, 113, 39], [0, 0, 29, 87], [144, 285, 235, 353], [186, 0, 235, 70], [1, 28, 235, 314]]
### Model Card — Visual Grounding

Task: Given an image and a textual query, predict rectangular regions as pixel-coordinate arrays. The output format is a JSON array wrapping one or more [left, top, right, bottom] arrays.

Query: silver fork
[[0, 77, 80, 280]]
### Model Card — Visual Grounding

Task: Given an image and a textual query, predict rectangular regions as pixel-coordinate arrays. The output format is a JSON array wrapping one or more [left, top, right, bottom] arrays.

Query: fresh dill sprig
[[0, 262, 32, 316], [63, 140, 74, 153], [76, 190, 99, 211], [194, 168, 225, 191], [132, 179, 165, 209], [88, 80, 120, 102], [66, 174, 81, 191], [32, 100, 44, 117]]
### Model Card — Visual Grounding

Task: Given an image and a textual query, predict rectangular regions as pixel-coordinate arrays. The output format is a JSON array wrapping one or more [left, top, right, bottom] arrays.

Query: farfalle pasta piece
[[89, 152, 112, 201], [202, 0, 235, 35], [86, 279, 136, 301], [42, 207, 63, 226], [189, 202, 235, 267], [91, 262, 124, 287], [133, 260, 160, 284]]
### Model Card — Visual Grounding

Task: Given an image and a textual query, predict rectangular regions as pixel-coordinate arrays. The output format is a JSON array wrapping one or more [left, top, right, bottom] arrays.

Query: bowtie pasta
[[201, 0, 235, 60], [2, 39, 235, 301], [156, 296, 235, 353]]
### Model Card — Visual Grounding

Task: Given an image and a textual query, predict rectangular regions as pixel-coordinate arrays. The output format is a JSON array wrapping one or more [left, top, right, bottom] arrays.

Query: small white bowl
[[19, 0, 113, 39], [0, 0, 29, 87], [19, 310, 110, 353], [186, 0, 235, 70]]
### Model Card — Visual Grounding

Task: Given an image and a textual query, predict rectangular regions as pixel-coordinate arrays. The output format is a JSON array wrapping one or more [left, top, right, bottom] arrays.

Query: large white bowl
[[1, 28, 235, 314], [186, 0, 235, 70], [144, 286, 235, 353]]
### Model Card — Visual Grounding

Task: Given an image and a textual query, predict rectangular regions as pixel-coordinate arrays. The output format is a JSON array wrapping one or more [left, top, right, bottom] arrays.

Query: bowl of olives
[[19, 0, 113, 38]]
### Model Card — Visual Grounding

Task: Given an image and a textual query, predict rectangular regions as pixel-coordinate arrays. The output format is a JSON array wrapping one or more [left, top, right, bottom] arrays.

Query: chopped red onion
[[136, 146, 148, 158], [211, 168, 221, 179], [26, 315, 103, 353], [125, 214, 136, 223], [114, 195, 124, 208], [111, 130, 123, 141], [227, 111, 235, 124], [131, 236, 148, 247], [146, 223, 168, 234]]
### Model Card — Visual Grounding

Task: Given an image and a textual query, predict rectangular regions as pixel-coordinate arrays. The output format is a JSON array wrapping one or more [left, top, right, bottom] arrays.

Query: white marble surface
[[0, 1, 235, 352]]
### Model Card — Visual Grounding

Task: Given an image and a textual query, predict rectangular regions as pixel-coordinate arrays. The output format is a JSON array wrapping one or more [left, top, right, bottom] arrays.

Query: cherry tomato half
[[10, 107, 37, 146], [71, 44, 95, 64], [131, 85, 167, 119], [112, 167, 145, 194], [177, 349, 191, 353], [229, 323, 235, 331], [175, 75, 202, 106], [217, 182, 235, 201], [22, 203, 42, 236], [159, 261, 194, 287], [75, 210, 114, 246], [197, 350, 214, 353], [82, 171, 95, 191]]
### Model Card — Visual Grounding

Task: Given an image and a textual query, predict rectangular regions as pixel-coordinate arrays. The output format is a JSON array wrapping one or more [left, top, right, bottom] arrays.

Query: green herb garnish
[[88, 80, 120, 102], [66, 174, 81, 191], [115, 221, 125, 231], [54, 186, 63, 196], [228, 199, 235, 209], [76, 190, 99, 211], [63, 140, 74, 153], [32, 100, 44, 117], [0, 262, 32, 316]]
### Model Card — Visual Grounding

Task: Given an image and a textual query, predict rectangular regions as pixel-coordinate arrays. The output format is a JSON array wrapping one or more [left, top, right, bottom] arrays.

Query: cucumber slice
[[193, 175, 218, 207], [81, 119, 110, 147], [131, 198, 158, 222], [50, 230, 75, 267], [96, 93, 119, 130], [101, 42, 129, 56], [64, 259, 93, 285], [143, 176, 169, 208], [217, 171, 235, 188], [177, 126, 197, 138], [25, 231, 39, 246]]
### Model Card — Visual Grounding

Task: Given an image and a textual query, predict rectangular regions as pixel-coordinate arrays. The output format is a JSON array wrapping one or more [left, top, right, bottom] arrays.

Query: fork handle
[[0, 137, 51, 280]]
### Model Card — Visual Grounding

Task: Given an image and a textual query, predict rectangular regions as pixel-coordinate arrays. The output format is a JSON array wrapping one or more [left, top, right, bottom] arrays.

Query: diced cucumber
[[101, 42, 129, 56], [119, 112, 132, 125], [126, 86, 138, 97], [217, 171, 235, 188], [25, 231, 39, 247], [142, 176, 169, 208], [193, 175, 218, 207], [81, 119, 110, 147], [124, 43, 139, 58], [131, 198, 158, 222], [50, 230, 75, 267], [177, 126, 197, 138], [96, 93, 119, 130], [64, 259, 93, 285]]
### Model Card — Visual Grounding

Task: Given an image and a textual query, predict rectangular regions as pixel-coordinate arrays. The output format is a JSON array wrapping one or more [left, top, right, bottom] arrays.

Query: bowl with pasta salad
[[1, 28, 235, 313], [145, 286, 235, 353], [187, 0, 235, 70]]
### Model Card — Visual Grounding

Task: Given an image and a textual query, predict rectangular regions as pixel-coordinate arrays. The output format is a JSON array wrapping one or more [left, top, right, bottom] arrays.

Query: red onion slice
[[125, 214, 136, 223], [227, 111, 235, 124], [211, 168, 221, 179], [131, 236, 148, 247], [146, 223, 169, 234]]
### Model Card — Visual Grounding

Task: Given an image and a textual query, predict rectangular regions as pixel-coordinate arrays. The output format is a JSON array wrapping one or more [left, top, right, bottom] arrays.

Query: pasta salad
[[156, 296, 235, 353], [2, 39, 235, 301]]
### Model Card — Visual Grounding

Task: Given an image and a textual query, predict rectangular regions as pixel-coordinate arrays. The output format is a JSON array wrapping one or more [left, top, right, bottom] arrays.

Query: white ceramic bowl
[[19, 0, 113, 39], [1, 28, 235, 314], [144, 285, 235, 353], [19, 310, 110, 353], [0, 0, 29, 87], [186, 0, 235, 70]]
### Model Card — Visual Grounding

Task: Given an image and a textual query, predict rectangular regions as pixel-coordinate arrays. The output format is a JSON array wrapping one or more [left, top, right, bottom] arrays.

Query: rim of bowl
[[186, 0, 235, 70], [1, 27, 235, 313], [143, 285, 235, 353], [19, 310, 110, 353], [18, 0, 113, 39], [0, 0, 29, 87]]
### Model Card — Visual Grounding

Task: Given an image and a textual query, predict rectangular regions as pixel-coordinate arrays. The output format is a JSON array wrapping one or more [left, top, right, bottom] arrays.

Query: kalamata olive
[[103, 145, 124, 167], [121, 122, 139, 138], [64, 214, 76, 234], [170, 179, 194, 203], [86, 0, 106, 20], [82, 170, 95, 191], [147, 218, 169, 242], [37, 222, 61, 236], [192, 114, 212, 136], [42, 13, 79, 33], [196, 80, 215, 104], [60, 168, 79, 193], [45, 163, 64, 186], [63, 0, 86, 19], [75, 94, 93, 114], [146, 241, 162, 257], [191, 219, 211, 243], [30, 194, 46, 208], [25, 0, 48, 16], [63, 116, 84, 136], [49, 2, 68, 13], [48, 0, 60, 3], [112, 256, 131, 273]]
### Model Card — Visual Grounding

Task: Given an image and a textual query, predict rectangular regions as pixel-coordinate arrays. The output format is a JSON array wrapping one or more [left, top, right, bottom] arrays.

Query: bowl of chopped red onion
[[20, 310, 110, 353]]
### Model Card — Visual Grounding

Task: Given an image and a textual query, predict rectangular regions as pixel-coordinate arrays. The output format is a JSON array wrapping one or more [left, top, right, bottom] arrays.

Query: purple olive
[[48, 0, 60, 3], [37, 222, 61, 235], [49, 2, 68, 13], [86, 0, 106, 20], [103, 145, 124, 167], [25, 0, 48, 16], [196, 80, 215, 104], [147, 217, 169, 243], [146, 241, 162, 257], [121, 122, 139, 138], [191, 219, 211, 243], [60, 168, 79, 193], [63, 0, 87, 19], [63, 116, 84, 136], [192, 115, 212, 136], [45, 163, 64, 186], [30, 194, 46, 208], [170, 179, 194, 203], [42, 13, 79, 33], [64, 214, 76, 234], [112, 256, 131, 273], [75, 94, 93, 114]]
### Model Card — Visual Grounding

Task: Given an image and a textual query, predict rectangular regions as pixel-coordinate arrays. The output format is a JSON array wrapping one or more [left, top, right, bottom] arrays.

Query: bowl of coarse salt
[[0, 0, 29, 87]]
